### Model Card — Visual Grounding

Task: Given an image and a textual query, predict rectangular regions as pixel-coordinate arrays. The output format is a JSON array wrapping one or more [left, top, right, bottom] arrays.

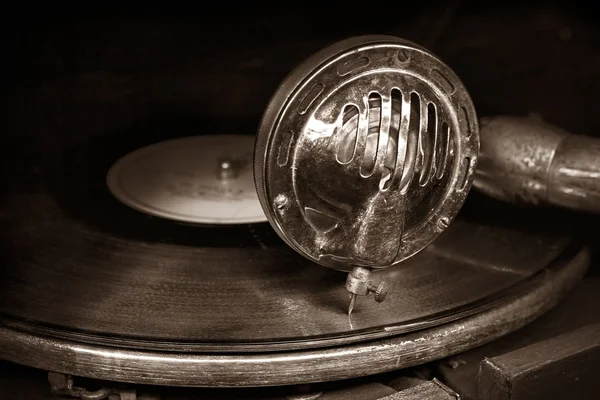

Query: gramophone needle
[[348, 294, 357, 316]]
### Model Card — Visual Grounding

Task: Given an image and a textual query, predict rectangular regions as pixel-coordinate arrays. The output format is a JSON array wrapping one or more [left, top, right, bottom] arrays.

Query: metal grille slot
[[334, 89, 452, 195], [255, 35, 479, 274]]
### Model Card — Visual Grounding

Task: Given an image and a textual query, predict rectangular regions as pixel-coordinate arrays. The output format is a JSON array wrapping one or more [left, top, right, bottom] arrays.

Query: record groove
[[0, 118, 588, 353]]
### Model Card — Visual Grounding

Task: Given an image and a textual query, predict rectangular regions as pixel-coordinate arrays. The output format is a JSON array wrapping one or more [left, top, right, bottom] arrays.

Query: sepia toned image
[[0, 2, 598, 399]]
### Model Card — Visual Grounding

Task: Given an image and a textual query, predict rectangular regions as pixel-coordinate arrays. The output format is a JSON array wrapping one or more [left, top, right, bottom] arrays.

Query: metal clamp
[[48, 372, 152, 400], [346, 267, 389, 314], [474, 115, 600, 213]]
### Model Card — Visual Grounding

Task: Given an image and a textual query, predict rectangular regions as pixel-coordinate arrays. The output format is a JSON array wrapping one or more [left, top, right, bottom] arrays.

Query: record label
[[106, 135, 266, 224]]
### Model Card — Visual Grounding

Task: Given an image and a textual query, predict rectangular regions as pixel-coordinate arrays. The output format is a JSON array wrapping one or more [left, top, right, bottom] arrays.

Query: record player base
[[0, 244, 589, 388]]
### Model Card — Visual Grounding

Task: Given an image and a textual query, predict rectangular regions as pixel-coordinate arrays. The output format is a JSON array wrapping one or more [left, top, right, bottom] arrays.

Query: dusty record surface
[[0, 7, 590, 351], [0, 30, 584, 352], [0, 176, 580, 352]]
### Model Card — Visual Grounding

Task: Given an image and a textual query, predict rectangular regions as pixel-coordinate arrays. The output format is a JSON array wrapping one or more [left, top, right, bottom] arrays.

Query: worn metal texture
[[255, 35, 479, 273], [254, 35, 479, 310], [474, 116, 600, 213]]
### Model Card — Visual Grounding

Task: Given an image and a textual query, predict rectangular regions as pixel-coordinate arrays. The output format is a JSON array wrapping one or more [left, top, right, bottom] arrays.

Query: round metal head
[[255, 35, 479, 272]]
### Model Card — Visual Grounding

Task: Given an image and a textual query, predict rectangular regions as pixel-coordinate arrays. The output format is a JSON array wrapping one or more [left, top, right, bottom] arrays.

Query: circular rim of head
[[254, 35, 479, 271]]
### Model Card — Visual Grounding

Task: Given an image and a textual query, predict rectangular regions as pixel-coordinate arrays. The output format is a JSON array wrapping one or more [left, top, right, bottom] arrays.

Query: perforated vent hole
[[419, 103, 437, 186], [457, 157, 471, 191], [398, 92, 420, 193], [436, 122, 450, 179], [361, 93, 383, 176], [380, 89, 403, 190], [336, 105, 359, 164]]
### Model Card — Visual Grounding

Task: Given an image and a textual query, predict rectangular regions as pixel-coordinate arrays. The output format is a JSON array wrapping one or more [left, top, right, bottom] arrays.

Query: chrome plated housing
[[255, 35, 479, 272]]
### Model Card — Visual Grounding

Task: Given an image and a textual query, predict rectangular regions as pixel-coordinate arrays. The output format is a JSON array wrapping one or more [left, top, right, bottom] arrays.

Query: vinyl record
[[0, 109, 589, 387], [106, 135, 266, 225], [0, 102, 588, 348], [0, 194, 585, 351], [0, 120, 281, 249], [0, 214, 588, 386]]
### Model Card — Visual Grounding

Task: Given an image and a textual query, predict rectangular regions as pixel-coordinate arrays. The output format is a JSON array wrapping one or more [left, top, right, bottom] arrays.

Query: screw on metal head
[[345, 266, 389, 315], [254, 36, 479, 316], [274, 194, 289, 210], [370, 281, 389, 303]]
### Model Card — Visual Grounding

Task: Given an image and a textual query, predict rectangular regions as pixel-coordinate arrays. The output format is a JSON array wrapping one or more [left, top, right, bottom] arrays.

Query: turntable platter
[[0, 219, 588, 387], [0, 202, 584, 351], [0, 114, 589, 386]]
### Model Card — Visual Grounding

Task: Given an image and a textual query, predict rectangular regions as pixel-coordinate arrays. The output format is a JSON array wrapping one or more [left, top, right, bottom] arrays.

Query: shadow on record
[[46, 116, 285, 249]]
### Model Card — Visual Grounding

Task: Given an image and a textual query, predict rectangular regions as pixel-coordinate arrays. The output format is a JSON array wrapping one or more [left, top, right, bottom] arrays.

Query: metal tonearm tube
[[475, 115, 600, 213]]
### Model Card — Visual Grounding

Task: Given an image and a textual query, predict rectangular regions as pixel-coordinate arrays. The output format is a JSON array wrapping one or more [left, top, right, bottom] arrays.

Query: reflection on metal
[[474, 116, 600, 213], [255, 35, 479, 312]]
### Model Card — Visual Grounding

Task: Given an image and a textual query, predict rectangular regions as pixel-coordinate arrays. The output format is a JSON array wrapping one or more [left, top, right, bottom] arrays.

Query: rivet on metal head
[[274, 194, 289, 210]]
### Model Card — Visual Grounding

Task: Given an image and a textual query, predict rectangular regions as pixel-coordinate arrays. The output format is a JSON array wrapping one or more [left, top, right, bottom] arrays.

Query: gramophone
[[0, 30, 595, 398]]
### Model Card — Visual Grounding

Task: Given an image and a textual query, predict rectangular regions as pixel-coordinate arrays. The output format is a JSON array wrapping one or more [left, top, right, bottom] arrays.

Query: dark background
[[1, 2, 599, 142], [1, 1, 599, 255]]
